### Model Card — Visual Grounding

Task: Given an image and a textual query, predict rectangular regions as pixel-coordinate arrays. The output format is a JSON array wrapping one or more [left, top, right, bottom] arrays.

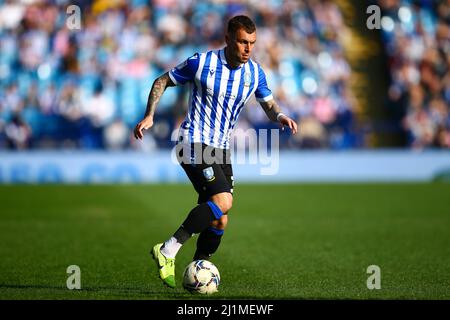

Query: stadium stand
[[377, 0, 449, 149], [0, 0, 447, 150]]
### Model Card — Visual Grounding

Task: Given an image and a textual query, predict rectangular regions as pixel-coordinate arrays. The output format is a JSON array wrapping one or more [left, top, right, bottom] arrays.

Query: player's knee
[[210, 192, 233, 214], [211, 215, 228, 230]]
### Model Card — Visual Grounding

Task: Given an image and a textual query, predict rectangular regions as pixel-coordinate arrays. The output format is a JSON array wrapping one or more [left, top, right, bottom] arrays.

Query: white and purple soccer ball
[[182, 260, 220, 294]]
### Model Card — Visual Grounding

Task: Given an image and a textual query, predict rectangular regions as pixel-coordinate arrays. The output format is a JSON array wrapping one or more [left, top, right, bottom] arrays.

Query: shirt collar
[[219, 48, 228, 65]]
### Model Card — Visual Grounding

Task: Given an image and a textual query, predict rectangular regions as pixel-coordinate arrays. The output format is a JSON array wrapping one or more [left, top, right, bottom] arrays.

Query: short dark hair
[[227, 15, 256, 36]]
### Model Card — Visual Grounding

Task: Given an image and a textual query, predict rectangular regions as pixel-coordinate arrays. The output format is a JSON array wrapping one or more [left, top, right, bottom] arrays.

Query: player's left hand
[[278, 115, 298, 134]]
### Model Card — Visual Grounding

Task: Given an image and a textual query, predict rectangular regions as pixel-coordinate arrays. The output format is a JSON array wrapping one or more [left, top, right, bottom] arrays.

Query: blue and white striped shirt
[[169, 48, 273, 149]]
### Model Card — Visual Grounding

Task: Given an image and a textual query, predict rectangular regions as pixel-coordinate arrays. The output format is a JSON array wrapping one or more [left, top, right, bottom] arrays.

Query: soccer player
[[134, 15, 298, 288]]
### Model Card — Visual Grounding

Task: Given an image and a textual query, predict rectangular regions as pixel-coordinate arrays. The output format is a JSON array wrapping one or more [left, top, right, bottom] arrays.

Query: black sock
[[193, 227, 224, 260], [172, 226, 192, 245], [173, 202, 222, 244]]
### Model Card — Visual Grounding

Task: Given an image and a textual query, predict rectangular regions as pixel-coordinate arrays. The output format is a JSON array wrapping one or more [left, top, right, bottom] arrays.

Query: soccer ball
[[182, 260, 220, 294]]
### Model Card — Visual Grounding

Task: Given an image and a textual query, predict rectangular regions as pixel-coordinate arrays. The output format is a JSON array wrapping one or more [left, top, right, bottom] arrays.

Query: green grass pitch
[[0, 183, 449, 300]]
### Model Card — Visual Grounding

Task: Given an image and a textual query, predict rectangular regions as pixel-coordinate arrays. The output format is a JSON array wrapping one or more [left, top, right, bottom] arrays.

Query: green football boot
[[151, 243, 176, 288]]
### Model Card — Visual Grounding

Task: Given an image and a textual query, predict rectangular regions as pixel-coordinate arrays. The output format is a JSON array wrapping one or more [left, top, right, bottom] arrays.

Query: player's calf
[[160, 201, 225, 259], [194, 226, 225, 261], [193, 211, 229, 261]]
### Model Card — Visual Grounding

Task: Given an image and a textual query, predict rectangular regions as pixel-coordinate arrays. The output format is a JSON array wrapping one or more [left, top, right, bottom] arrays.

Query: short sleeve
[[254, 64, 273, 102], [168, 53, 200, 85]]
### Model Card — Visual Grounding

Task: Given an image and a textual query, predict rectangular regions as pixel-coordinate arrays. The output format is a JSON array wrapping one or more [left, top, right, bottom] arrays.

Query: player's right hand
[[278, 114, 298, 135], [134, 117, 154, 140]]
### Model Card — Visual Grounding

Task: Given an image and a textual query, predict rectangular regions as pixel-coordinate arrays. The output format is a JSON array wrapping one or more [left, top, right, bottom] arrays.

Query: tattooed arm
[[259, 99, 298, 134], [134, 73, 175, 140]]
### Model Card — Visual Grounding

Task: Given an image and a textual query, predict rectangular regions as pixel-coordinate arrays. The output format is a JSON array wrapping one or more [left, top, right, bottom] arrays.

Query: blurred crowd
[[378, 0, 450, 149], [0, 0, 359, 150]]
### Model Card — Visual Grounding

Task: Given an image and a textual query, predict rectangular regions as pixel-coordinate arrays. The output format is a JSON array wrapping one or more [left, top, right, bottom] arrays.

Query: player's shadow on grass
[[1, 284, 390, 300], [0, 283, 184, 298]]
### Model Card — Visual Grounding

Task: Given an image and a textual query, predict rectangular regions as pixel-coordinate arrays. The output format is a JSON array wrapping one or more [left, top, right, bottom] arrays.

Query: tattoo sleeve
[[259, 99, 282, 122], [143, 73, 175, 117]]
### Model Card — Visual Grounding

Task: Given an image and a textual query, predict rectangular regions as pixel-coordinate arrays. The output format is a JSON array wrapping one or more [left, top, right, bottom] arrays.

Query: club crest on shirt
[[203, 167, 215, 182], [244, 72, 251, 87]]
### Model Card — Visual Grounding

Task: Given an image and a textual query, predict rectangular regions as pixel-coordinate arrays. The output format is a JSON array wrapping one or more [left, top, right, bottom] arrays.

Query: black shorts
[[176, 143, 234, 204]]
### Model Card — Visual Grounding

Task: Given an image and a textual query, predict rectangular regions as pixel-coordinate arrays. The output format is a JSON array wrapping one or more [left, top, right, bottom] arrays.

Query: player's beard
[[226, 47, 249, 66], [239, 52, 250, 63]]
